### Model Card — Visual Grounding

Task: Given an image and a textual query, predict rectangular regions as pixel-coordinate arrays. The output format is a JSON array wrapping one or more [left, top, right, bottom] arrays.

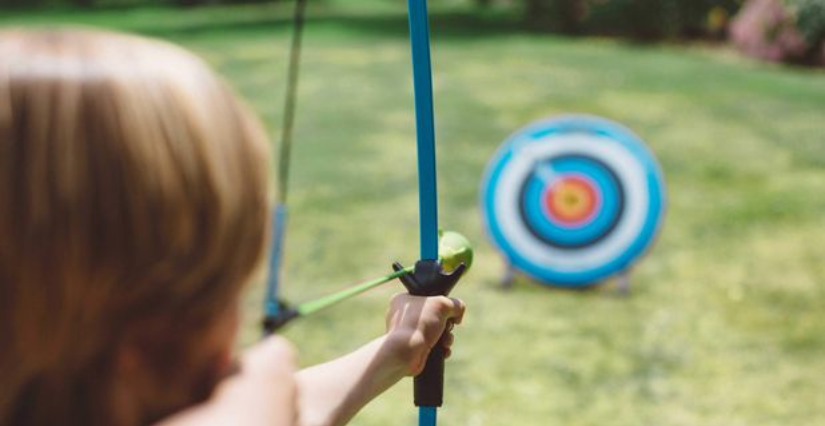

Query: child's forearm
[[294, 294, 465, 426], [295, 335, 407, 426]]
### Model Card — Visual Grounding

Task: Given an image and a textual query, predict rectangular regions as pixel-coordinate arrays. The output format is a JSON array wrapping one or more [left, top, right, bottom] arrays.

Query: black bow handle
[[392, 259, 467, 407]]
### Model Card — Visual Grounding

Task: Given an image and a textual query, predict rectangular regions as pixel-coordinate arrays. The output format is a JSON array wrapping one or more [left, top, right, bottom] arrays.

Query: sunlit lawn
[[3, 2, 825, 425]]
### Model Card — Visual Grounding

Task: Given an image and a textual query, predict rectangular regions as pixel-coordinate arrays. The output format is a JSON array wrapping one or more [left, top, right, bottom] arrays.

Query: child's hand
[[155, 336, 298, 426], [385, 293, 466, 376], [212, 336, 298, 425]]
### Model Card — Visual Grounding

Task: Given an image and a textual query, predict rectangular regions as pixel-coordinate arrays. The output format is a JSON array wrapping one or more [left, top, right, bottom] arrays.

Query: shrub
[[790, 0, 825, 51], [730, 0, 824, 65]]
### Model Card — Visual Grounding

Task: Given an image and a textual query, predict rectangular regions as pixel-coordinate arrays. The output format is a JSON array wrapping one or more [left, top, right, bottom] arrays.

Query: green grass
[[3, 2, 825, 425]]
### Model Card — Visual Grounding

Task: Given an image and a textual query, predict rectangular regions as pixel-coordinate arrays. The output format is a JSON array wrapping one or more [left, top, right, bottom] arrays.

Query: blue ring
[[480, 115, 666, 287], [519, 155, 624, 249]]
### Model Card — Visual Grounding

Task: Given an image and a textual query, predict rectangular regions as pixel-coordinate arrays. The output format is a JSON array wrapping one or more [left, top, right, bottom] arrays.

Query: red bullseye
[[543, 176, 599, 227]]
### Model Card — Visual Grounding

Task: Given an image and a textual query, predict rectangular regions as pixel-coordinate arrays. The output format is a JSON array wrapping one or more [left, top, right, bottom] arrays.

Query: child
[[0, 29, 465, 426]]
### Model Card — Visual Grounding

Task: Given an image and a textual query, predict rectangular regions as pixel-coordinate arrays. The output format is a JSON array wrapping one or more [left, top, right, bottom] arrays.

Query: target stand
[[481, 115, 666, 290]]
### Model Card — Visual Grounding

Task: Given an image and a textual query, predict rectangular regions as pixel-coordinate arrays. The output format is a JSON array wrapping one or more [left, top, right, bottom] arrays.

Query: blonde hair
[[0, 29, 270, 425]]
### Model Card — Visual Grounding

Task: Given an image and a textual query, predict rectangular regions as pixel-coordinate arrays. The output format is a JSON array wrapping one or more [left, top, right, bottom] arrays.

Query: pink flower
[[730, 0, 807, 62]]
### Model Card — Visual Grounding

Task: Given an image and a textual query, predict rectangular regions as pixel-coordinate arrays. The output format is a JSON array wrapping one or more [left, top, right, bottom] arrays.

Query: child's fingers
[[443, 331, 454, 349], [442, 331, 456, 359], [388, 293, 466, 326], [170, 337, 298, 426], [433, 296, 466, 325], [243, 336, 297, 378], [255, 336, 297, 363]]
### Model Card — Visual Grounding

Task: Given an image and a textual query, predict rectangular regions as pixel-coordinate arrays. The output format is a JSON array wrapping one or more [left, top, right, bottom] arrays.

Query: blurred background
[[2, 0, 823, 425]]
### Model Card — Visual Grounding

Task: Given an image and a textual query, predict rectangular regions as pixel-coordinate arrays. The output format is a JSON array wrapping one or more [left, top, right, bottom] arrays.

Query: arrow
[[263, 265, 414, 334], [263, 231, 472, 335]]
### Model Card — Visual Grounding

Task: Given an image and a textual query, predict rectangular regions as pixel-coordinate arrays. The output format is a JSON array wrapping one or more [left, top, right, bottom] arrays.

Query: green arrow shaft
[[296, 265, 414, 316]]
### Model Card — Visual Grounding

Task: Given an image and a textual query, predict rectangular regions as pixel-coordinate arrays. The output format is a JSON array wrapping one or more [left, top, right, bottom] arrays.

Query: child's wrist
[[382, 330, 424, 377]]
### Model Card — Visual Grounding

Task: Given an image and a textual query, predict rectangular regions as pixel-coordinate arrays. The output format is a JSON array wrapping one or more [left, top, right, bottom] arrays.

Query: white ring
[[492, 132, 649, 272]]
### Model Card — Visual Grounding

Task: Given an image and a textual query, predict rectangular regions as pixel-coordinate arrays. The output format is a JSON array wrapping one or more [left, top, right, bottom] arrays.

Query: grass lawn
[[3, 2, 825, 425]]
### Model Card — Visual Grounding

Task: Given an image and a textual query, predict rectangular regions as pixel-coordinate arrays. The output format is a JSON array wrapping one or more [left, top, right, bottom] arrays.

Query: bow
[[394, 1, 467, 425], [261, 1, 467, 424]]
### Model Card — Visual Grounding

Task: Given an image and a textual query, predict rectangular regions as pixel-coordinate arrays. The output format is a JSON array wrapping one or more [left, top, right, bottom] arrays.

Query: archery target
[[480, 115, 666, 287]]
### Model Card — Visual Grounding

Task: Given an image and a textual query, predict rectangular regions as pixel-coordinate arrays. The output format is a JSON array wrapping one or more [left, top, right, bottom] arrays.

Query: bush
[[791, 0, 825, 47], [730, 0, 824, 65]]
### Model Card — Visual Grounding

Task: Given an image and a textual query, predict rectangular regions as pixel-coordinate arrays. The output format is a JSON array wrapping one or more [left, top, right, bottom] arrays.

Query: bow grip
[[392, 260, 466, 407], [414, 331, 447, 407]]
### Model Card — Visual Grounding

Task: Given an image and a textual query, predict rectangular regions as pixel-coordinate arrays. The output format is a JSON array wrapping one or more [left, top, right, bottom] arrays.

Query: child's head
[[0, 29, 270, 425]]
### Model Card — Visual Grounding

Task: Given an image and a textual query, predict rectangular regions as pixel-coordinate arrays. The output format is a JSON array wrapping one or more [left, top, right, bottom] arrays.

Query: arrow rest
[[392, 260, 465, 297]]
